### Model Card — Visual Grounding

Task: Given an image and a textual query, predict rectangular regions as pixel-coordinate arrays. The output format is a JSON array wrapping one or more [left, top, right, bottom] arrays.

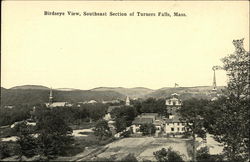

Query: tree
[[35, 109, 74, 159], [0, 142, 11, 159], [196, 147, 224, 162], [153, 147, 184, 162], [114, 117, 127, 132], [141, 98, 167, 115], [94, 119, 112, 140], [221, 38, 249, 99], [139, 123, 156, 136], [207, 39, 249, 161], [179, 98, 208, 162], [15, 121, 38, 158], [111, 106, 137, 127]]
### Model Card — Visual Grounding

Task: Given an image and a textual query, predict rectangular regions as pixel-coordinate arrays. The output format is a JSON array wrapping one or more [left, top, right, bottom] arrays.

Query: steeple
[[49, 87, 53, 106], [125, 96, 130, 106], [212, 69, 217, 92]]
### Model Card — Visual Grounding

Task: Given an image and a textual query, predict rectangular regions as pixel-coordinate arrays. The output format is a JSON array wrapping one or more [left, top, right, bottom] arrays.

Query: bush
[[0, 142, 11, 159], [153, 147, 184, 162], [197, 147, 224, 162], [121, 153, 138, 162]]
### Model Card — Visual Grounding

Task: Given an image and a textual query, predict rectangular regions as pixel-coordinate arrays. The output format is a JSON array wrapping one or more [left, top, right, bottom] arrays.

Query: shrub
[[153, 147, 184, 162]]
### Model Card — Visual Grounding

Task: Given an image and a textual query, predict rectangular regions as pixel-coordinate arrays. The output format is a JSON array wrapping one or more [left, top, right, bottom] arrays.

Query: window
[[177, 128, 180, 131], [177, 122, 180, 126], [171, 128, 174, 131], [182, 128, 185, 131]]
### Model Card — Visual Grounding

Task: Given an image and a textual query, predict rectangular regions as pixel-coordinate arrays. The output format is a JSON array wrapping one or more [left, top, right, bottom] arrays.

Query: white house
[[164, 115, 186, 134]]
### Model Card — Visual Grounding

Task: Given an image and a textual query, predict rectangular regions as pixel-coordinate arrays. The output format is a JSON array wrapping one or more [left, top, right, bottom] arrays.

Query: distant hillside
[[91, 87, 154, 98], [0, 89, 125, 106], [1, 85, 226, 106], [145, 86, 225, 100], [10, 85, 49, 90], [56, 88, 80, 91]]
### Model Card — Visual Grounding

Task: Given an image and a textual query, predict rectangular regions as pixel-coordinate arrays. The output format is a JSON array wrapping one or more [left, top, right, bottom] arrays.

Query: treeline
[[0, 105, 32, 126]]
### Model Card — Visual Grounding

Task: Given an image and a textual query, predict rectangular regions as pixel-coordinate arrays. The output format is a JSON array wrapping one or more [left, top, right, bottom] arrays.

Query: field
[[93, 137, 192, 161]]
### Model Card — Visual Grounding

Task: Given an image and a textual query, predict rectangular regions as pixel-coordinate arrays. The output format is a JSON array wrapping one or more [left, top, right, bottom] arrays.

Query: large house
[[164, 115, 186, 134]]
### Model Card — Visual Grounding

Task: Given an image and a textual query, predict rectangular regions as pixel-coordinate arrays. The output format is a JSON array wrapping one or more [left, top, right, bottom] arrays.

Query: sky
[[1, 1, 249, 90]]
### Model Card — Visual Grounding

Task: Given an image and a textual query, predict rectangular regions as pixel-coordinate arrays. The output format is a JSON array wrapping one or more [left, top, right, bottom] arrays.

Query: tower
[[125, 96, 130, 106], [212, 66, 223, 92], [49, 87, 53, 106], [212, 68, 217, 92]]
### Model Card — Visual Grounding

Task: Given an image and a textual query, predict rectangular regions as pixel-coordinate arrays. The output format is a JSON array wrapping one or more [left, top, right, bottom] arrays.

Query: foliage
[[0, 142, 11, 159], [221, 38, 249, 98], [111, 106, 137, 132], [196, 147, 224, 162], [153, 147, 184, 162], [206, 39, 250, 161], [114, 117, 127, 132], [140, 98, 167, 115], [139, 123, 156, 136], [35, 109, 74, 158], [15, 122, 38, 158], [121, 153, 138, 162], [179, 98, 208, 161], [0, 105, 32, 126], [94, 120, 112, 140]]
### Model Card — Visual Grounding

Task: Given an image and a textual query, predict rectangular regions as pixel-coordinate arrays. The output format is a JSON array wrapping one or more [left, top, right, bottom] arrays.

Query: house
[[166, 93, 182, 106], [46, 102, 68, 108], [103, 105, 121, 121], [88, 100, 97, 104], [164, 115, 186, 134], [4, 105, 14, 109], [131, 113, 164, 134]]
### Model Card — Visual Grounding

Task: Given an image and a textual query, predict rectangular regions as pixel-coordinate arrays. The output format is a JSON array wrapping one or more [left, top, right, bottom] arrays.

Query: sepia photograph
[[1, 1, 249, 161]]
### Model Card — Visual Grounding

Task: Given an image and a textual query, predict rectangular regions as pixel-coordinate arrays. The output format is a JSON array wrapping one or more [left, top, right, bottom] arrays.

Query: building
[[165, 93, 182, 115], [164, 93, 186, 135], [125, 96, 130, 106], [164, 115, 186, 134], [131, 113, 163, 134], [103, 105, 121, 121], [45, 88, 72, 108]]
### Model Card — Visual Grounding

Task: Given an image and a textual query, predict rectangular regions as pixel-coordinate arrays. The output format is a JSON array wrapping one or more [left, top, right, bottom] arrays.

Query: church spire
[[125, 96, 130, 106], [49, 87, 53, 106]]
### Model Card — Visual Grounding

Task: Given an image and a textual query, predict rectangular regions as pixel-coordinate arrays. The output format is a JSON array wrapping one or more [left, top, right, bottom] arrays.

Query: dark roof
[[132, 117, 153, 125], [165, 115, 186, 123]]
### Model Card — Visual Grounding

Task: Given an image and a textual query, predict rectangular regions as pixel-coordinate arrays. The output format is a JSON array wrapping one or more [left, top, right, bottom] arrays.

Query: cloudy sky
[[2, 1, 249, 90]]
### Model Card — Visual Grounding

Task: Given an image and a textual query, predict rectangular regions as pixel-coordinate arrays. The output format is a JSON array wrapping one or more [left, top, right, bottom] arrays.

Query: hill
[[0, 89, 125, 106], [145, 86, 225, 100], [91, 87, 154, 98], [10, 85, 49, 90]]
